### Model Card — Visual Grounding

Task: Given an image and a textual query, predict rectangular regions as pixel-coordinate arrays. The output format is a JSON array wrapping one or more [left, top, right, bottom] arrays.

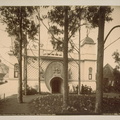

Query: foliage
[[0, 6, 39, 103], [22, 85, 38, 95], [112, 50, 120, 69], [103, 85, 114, 93], [30, 94, 95, 114], [0, 6, 39, 57], [113, 68, 120, 92], [29, 94, 120, 115], [103, 97, 120, 113], [47, 6, 86, 51], [86, 6, 113, 28], [112, 50, 120, 92], [42, 6, 113, 52], [81, 84, 92, 94]]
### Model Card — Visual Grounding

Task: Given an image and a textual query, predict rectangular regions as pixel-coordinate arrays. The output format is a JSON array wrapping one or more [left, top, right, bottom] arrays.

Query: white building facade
[[8, 36, 97, 93]]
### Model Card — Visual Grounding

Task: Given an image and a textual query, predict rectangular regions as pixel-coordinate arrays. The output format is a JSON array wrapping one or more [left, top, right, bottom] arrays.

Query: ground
[[0, 94, 40, 115]]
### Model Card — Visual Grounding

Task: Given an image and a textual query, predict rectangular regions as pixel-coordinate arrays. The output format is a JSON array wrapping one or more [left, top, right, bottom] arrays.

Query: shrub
[[22, 85, 38, 95], [29, 94, 120, 115], [81, 84, 92, 94]]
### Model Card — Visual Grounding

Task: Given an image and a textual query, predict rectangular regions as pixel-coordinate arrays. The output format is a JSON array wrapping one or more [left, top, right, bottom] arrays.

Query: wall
[[8, 44, 97, 93]]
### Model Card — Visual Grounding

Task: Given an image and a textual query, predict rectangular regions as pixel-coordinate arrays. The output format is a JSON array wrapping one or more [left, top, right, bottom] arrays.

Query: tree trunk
[[18, 6, 23, 103], [24, 34, 27, 96], [78, 16, 81, 95], [95, 7, 105, 114], [63, 6, 69, 108], [38, 6, 41, 94]]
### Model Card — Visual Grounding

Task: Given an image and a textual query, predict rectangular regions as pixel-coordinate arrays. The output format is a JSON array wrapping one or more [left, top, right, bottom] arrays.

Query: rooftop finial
[[86, 23, 91, 37], [86, 28, 89, 37]]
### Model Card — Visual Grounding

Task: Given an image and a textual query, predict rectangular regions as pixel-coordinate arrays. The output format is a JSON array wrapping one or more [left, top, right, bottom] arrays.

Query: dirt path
[[0, 94, 39, 115]]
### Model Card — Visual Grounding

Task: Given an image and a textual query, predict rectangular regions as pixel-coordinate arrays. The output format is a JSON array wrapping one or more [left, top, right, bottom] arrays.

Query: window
[[88, 67, 92, 80], [14, 63, 18, 78], [68, 68, 72, 79]]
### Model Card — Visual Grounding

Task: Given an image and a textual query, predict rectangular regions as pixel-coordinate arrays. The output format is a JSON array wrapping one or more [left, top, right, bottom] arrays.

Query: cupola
[[82, 36, 95, 46]]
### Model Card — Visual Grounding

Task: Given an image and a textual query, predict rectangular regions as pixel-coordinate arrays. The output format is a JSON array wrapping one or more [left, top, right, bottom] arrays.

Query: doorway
[[50, 77, 63, 94]]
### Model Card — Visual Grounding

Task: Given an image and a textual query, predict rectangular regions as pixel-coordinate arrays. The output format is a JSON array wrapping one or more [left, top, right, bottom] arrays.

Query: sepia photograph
[[0, 1, 120, 119]]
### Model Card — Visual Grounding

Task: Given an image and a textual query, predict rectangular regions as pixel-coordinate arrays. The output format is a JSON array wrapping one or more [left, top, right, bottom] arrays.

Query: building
[[8, 36, 97, 93], [103, 63, 114, 87]]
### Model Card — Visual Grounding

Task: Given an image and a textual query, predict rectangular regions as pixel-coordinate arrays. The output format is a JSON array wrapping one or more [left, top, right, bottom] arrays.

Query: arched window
[[14, 63, 18, 78], [68, 68, 72, 79], [88, 67, 92, 80]]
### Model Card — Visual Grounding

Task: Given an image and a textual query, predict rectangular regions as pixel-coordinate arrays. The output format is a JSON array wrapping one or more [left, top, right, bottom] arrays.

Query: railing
[[23, 49, 96, 60], [43, 50, 63, 57]]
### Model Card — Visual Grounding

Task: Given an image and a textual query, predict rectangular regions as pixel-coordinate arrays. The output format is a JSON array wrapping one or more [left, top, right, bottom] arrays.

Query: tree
[[113, 51, 120, 92], [113, 68, 120, 92], [63, 6, 69, 108], [46, 6, 86, 108], [47, 6, 85, 51], [95, 7, 105, 114], [86, 6, 113, 114], [18, 7, 23, 103], [23, 32, 27, 96], [0, 6, 38, 103], [35, 6, 41, 94], [113, 50, 120, 68]]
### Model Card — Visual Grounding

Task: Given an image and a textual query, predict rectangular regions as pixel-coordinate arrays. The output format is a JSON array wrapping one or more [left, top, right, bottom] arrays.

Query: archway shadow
[[50, 77, 63, 94]]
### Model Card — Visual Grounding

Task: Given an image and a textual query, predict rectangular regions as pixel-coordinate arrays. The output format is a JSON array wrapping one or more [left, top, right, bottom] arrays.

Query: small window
[[68, 68, 72, 79], [14, 63, 19, 78], [88, 67, 92, 80]]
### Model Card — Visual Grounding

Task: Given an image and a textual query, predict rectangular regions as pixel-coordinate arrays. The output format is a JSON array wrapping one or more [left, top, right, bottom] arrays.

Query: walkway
[[0, 94, 39, 115]]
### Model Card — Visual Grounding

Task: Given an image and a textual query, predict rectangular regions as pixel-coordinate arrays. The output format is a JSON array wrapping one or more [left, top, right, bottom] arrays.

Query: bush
[[81, 84, 92, 94], [22, 85, 38, 95], [29, 94, 95, 115], [29, 94, 120, 115]]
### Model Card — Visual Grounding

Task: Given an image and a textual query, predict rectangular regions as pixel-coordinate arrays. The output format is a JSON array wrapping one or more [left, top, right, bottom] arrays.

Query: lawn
[[29, 93, 120, 115]]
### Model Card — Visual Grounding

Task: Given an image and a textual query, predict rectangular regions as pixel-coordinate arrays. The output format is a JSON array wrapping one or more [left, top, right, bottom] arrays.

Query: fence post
[[3, 93, 5, 101]]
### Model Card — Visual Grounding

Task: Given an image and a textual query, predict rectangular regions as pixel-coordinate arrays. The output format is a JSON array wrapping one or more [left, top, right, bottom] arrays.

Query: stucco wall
[[8, 42, 97, 93]]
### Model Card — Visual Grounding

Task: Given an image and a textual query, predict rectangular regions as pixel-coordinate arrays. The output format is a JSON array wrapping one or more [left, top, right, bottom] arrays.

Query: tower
[[80, 36, 96, 91]]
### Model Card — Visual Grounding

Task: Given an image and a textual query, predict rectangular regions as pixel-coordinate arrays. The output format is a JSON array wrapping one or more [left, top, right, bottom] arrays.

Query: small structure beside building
[[103, 63, 114, 92], [0, 60, 9, 83]]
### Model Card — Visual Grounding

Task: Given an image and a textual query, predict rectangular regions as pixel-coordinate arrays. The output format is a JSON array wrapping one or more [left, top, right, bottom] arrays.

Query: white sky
[[104, 6, 120, 68], [0, 6, 120, 68]]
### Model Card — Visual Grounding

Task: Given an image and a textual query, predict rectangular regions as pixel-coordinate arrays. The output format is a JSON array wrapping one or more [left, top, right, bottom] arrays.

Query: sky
[[103, 6, 120, 67], [0, 6, 120, 68]]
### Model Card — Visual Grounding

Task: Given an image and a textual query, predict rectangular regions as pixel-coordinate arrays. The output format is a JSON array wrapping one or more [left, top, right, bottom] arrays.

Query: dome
[[82, 36, 95, 45]]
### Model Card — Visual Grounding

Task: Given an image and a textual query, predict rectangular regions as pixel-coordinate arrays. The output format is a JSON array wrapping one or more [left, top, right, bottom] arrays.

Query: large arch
[[45, 61, 64, 91], [50, 77, 63, 94]]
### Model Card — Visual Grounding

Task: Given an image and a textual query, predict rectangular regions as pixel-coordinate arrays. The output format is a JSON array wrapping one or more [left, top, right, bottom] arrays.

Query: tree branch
[[35, 7, 61, 43], [68, 23, 86, 40], [69, 40, 79, 52], [104, 25, 120, 44], [68, 53, 79, 65], [104, 37, 120, 50]]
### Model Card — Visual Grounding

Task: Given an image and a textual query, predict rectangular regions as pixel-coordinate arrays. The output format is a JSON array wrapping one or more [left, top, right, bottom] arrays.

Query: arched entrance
[[50, 77, 63, 94], [45, 61, 63, 92]]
